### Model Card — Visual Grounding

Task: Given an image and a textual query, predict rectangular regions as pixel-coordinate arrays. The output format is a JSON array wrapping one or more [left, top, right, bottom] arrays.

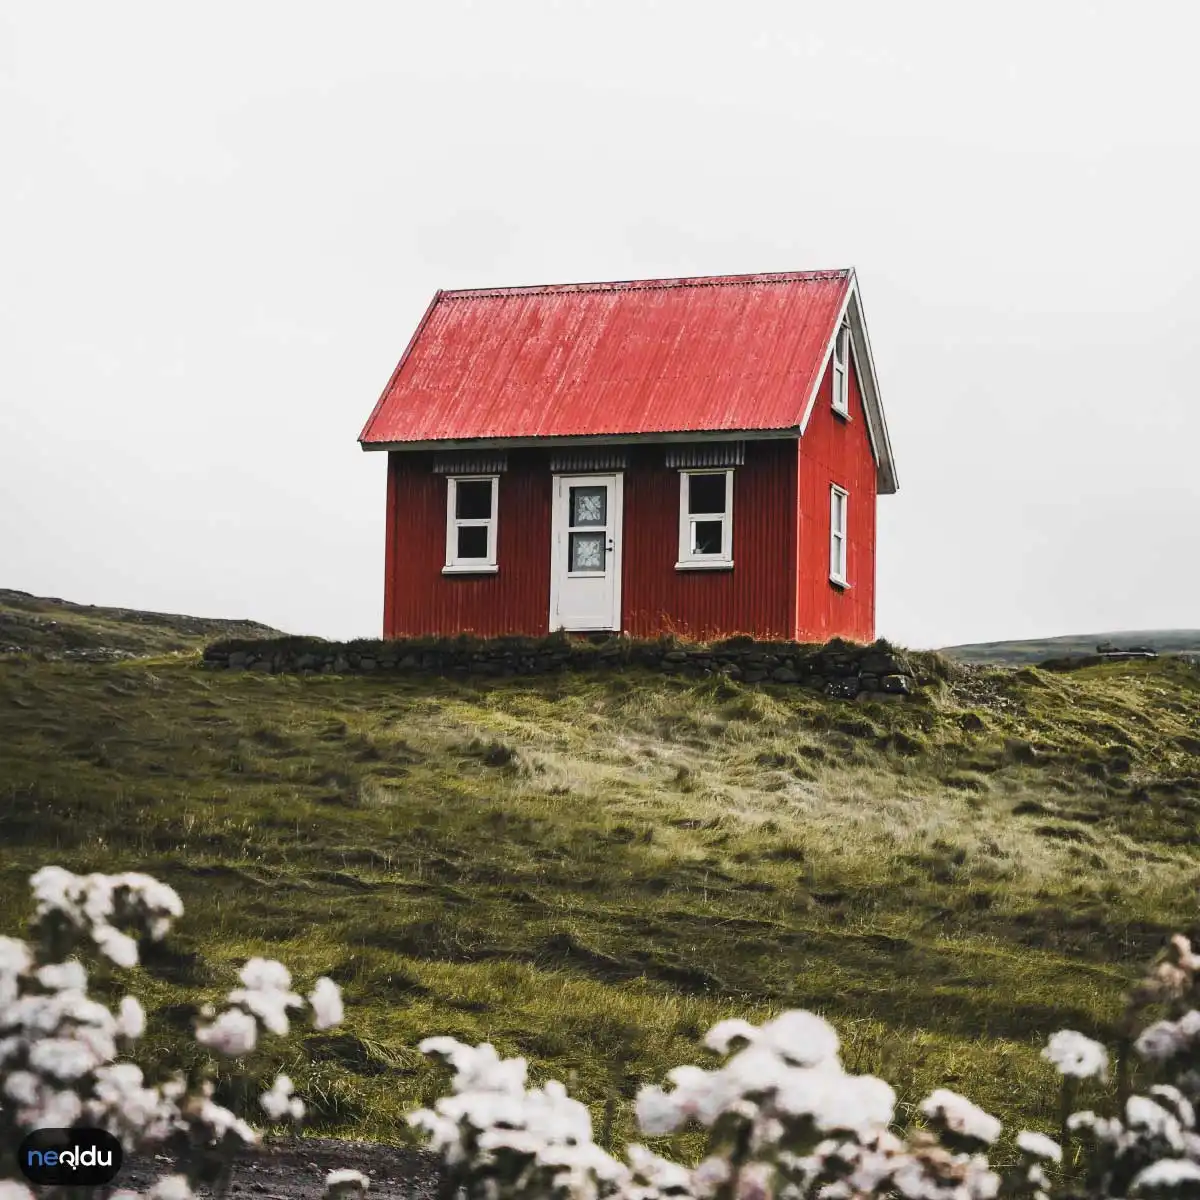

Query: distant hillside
[[940, 629, 1200, 666], [0, 588, 284, 659]]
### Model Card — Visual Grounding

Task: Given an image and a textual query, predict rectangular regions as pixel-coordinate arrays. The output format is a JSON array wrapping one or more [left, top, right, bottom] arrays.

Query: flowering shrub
[[0, 866, 358, 1200], [9, 865, 1200, 1200], [408, 935, 1200, 1200]]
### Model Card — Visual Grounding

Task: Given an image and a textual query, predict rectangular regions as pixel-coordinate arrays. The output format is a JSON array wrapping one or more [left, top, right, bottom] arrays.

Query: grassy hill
[[3, 597, 1200, 1162], [940, 629, 1200, 666], [0, 587, 283, 658]]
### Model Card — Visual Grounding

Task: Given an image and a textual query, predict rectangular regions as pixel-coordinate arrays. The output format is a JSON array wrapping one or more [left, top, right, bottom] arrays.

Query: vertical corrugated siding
[[385, 451, 552, 638], [795, 359, 877, 642], [383, 454, 399, 636], [386, 442, 802, 641], [622, 441, 797, 640]]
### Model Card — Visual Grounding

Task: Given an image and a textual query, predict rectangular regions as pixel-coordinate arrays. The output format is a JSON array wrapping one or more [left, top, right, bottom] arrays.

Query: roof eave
[[359, 427, 804, 453], [795, 271, 898, 496]]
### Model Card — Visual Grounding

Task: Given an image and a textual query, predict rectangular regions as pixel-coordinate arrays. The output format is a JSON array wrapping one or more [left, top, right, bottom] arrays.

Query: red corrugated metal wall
[[384, 442, 802, 640], [622, 441, 798, 639], [384, 450, 552, 638], [795, 357, 877, 642]]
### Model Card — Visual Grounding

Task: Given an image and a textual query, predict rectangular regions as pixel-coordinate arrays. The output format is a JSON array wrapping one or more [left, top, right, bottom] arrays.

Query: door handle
[[606, 539, 614, 551]]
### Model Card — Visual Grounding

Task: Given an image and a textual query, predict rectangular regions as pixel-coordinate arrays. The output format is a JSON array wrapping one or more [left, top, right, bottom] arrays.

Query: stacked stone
[[201, 637, 918, 699]]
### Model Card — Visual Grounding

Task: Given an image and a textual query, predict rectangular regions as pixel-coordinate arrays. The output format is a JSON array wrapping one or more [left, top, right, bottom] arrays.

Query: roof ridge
[[440, 269, 852, 301]]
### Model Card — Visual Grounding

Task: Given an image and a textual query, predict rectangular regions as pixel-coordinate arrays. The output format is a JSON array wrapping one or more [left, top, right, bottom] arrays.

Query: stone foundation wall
[[200, 635, 922, 700]]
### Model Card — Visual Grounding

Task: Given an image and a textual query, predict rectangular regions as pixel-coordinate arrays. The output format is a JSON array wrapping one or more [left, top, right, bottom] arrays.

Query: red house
[[358, 269, 898, 643]]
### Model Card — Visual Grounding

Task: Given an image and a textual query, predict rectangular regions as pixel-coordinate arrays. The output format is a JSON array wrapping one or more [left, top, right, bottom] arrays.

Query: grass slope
[[3, 608, 1200, 1161], [940, 629, 1200, 666], [0, 588, 283, 657]]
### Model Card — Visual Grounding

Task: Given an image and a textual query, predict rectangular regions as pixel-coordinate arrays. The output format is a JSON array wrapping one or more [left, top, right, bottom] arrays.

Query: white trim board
[[797, 274, 898, 495]]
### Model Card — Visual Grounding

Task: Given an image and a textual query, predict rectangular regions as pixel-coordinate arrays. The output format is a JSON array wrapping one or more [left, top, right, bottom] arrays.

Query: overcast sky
[[3, 1, 1197, 649]]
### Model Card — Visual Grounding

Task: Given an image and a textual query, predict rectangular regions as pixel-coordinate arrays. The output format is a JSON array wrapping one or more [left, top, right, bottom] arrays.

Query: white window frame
[[676, 468, 734, 570], [443, 475, 499, 574], [831, 321, 850, 417], [829, 484, 849, 587]]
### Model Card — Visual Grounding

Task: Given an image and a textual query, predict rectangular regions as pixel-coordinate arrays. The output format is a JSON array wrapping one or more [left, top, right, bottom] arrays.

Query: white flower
[[1132, 1160, 1200, 1192], [0, 936, 33, 975], [115, 874, 183, 939], [309, 977, 344, 1029], [196, 1097, 259, 1145], [30, 866, 81, 919], [704, 1018, 760, 1055], [89, 1062, 170, 1143], [635, 1085, 686, 1135], [1150, 1085, 1196, 1129], [261, 1074, 305, 1121], [325, 1169, 370, 1198], [228, 985, 303, 1037], [921, 1089, 1002, 1145], [818, 1074, 896, 1135], [28, 1036, 100, 1079], [4, 1070, 41, 1106], [417, 1038, 528, 1095], [691, 1156, 733, 1197], [239, 957, 293, 991], [1016, 1131, 1062, 1163], [626, 1144, 701, 1193], [93, 924, 139, 968], [35, 1087, 83, 1128], [1042, 1030, 1108, 1080], [1127, 1095, 1185, 1150], [148, 1174, 194, 1200], [116, 995, 146, 1039], [196, 1008, 258, 1056], [758, 1011, 840, 1066], [36, 960, 87, 992], [1137, 1021, 1187, 1062]]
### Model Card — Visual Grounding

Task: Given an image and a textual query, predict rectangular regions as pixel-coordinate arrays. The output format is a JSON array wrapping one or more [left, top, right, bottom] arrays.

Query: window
[[567, 484, 608, 574], [832, 321, 850, 417], [444, 476, 498, 573], [829, 485, 848, 586], [677, 469, 734, 569]]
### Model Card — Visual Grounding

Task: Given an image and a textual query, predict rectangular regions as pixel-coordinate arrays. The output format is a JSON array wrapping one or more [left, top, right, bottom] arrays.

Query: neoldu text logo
[[18, 1128, 124, 1186]]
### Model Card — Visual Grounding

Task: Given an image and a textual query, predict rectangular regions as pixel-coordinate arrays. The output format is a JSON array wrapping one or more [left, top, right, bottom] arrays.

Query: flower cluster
[[410, 1011, 1019, 1200], [408, 940, 1200, 1200], [409, 1039, 627, 1200], [1, 866, 348, 1200]]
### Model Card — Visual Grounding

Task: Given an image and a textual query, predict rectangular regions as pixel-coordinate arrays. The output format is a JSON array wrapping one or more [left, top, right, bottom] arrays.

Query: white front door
[[549, 473, 623, 632]]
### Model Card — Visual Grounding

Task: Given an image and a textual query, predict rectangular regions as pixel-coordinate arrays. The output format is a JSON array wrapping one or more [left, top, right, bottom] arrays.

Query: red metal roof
[[359, 270, 855, 446]]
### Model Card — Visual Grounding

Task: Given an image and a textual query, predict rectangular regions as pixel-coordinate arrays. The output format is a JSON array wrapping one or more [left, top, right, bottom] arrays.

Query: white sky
[[2, 0, 1198, 649]]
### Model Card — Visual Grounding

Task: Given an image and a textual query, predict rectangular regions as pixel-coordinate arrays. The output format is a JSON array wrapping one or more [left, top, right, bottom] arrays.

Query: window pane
[[693, 520, 723, 555], [455, 480, 492, 521], [688, 472, 726, 515], [569, 531, 605, 572], [570, 486, 606, 527], [457, 525, 489, 559]]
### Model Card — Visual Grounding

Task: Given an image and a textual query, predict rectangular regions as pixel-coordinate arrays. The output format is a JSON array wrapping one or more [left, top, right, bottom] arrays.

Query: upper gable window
[[443, 476, 499, 574], [832, 321, 850, 417], [677, 469, 734, 569]]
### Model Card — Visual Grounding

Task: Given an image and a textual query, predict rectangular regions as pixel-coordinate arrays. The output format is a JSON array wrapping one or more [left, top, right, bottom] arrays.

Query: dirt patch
[[105, 1137, 440, 1200]]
